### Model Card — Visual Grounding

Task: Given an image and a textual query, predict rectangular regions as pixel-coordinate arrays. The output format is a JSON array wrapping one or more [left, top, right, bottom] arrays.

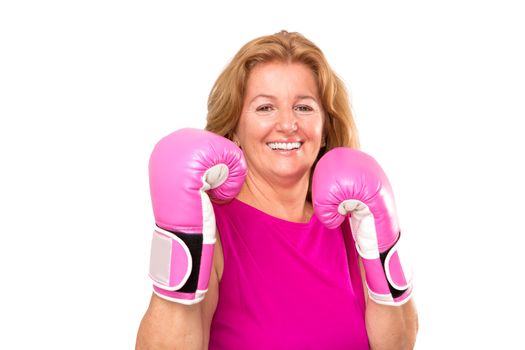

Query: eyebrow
[[249, 94, 275, 103], [249, 94, 318, 104], [296, 95, 318, 101]]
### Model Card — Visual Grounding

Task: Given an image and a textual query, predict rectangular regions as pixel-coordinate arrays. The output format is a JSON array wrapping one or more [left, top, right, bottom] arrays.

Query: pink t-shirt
[[209, 198, 369, 349]]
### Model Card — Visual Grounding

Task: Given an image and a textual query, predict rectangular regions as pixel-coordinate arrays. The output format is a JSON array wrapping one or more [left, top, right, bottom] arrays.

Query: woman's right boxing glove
[[148, 128, 246, 304]]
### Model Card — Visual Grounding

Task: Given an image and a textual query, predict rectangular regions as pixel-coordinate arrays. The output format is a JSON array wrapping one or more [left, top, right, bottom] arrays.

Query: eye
[[294, 105, 314, 112], [256, 104, 274, 113]]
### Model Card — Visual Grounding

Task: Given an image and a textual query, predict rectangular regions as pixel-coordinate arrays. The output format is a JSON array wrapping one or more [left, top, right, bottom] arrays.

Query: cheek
[[239, 117, 273, 142], [236, 119, 270, 152], [304, 117, 325, 140]]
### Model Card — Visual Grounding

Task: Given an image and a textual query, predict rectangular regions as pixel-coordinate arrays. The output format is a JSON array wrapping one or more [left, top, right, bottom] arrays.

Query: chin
[[272, 165, 311, 180]]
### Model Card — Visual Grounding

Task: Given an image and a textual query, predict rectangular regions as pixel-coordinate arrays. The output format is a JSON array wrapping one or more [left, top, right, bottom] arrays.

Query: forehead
[[245, 61, 319, 96]]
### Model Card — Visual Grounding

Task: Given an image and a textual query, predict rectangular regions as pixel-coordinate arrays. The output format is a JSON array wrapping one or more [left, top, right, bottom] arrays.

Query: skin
[[233, 61, 325, 222], [136, 61, 418, 349]]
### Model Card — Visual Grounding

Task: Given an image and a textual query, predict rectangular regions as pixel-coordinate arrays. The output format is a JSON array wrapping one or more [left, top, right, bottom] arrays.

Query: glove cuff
[[360, 235, 414, 306], [149, 226, 214, 303]]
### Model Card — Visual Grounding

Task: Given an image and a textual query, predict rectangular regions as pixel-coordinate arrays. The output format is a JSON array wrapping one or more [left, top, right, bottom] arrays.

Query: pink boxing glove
[[148, 128, 246, 304], [312, 147, 413, 306]]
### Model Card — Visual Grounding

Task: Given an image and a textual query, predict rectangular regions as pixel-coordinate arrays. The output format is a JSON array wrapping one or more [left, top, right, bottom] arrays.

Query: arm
[[136, 294, 208, 350], [136, 231, 224, 349], [313, 147, 418, 348], [137, 128, 244, 348], [365, 297, 418, 350], [361, 259, 418, 350]]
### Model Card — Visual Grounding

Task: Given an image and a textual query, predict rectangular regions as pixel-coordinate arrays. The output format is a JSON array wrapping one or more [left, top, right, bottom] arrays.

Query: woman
[[137, 30, 418, 349]]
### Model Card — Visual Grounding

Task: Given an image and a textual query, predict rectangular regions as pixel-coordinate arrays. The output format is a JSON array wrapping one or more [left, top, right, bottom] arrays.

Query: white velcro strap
[[384, 237, 413, 291], [149, 227, 192, 291], [367, 287, 395, 305]]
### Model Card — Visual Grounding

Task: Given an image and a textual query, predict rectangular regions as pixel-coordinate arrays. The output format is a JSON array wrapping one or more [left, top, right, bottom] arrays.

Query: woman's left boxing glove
[[148, 128, 246, 304], [312, 147, 413, 306]]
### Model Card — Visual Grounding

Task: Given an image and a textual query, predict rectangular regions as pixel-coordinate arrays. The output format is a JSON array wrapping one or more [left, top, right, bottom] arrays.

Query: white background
[[1, 0, 524, 348]]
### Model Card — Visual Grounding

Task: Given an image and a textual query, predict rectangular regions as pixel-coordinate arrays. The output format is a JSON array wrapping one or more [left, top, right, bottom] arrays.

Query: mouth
[[266, 141, 303, 151]]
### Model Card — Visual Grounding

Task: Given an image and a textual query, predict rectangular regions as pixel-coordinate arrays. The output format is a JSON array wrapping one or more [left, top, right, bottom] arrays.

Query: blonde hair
[[205, 30, 359, 200], [206, 30, 359, 148]]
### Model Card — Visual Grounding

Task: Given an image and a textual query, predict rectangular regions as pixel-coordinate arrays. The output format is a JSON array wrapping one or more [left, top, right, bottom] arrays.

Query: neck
[[237, 170, 313, 223]]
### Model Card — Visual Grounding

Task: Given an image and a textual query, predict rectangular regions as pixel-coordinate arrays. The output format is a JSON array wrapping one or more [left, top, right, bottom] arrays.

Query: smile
[[267, 142, 303, 151]]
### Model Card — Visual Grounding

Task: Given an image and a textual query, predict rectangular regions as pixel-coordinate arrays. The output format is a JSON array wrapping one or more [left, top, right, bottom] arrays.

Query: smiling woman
[[206, 31, 360, 204], [136, 30, 418, 350], [233, 61, 325, 206]]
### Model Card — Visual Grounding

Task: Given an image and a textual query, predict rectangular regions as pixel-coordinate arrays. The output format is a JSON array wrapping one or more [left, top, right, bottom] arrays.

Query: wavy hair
[[205, 30, 360, 199]]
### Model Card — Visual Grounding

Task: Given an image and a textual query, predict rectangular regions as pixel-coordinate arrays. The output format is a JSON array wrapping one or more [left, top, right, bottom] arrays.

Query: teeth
[[268, 142, 302, 150]]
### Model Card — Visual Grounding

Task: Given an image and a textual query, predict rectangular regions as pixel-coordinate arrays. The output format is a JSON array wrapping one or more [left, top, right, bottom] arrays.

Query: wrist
[[359, 236, 413, 306]]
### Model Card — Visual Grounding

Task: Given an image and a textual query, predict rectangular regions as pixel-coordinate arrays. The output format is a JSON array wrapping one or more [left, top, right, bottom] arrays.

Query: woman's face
[[235, 61, 325, 185]]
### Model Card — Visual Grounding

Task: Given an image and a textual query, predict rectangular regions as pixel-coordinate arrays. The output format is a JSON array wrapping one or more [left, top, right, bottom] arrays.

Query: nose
[[276, 109, 298, 133]]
